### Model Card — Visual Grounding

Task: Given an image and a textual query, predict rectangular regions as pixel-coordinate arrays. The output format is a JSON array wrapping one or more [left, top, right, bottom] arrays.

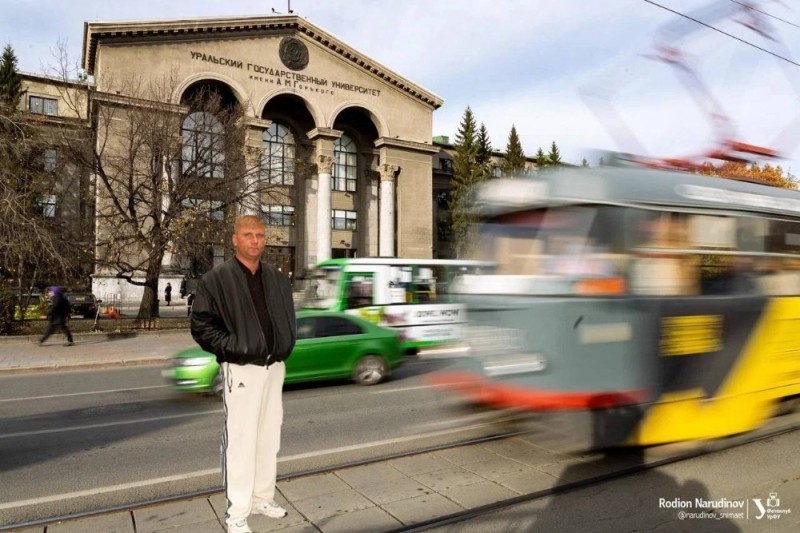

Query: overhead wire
[[643, 0, 800, 68], [728, 0, 800, 30]]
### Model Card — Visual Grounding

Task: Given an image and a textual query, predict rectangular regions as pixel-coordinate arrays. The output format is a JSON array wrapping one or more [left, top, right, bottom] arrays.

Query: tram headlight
[[483, 352, 548, 376]]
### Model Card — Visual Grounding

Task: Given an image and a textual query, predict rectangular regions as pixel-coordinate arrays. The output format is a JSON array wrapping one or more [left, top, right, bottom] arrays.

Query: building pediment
[[83, 15, 443, 110]]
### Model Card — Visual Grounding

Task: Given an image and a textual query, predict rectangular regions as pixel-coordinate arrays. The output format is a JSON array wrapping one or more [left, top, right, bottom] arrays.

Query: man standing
[[164, 282, 172, 306], [190, 215, 296, 533]]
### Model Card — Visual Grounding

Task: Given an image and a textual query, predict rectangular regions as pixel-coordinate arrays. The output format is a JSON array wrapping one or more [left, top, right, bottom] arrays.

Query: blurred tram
[[434, 165, 800, 447]]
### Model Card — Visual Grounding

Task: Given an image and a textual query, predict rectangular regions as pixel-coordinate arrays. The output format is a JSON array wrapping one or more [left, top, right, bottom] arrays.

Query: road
[[0, 353, 498, 524]]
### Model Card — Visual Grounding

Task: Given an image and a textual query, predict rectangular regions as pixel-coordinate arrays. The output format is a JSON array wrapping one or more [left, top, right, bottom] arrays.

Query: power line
[[643, 0, 800, 68], [728, 0, 800, 30]]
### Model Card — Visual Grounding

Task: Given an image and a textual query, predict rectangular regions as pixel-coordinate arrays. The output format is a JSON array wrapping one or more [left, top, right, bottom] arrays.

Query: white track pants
[[221, 361, 285, 524]]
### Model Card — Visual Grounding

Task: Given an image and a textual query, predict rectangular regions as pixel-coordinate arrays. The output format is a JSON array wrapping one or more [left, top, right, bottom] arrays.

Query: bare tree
[[50, 54, 291, 320], [0, 109, 88, 331]]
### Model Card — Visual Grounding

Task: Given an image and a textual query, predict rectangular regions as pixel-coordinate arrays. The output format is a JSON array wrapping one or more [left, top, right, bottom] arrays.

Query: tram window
[[737, 217, 768, 253], [688, 215, 735, 249], [478, 206, 627, 277], [766, 220, 800, 255]]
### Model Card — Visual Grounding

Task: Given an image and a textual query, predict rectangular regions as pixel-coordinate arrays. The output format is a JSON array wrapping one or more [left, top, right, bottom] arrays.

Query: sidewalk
[[0, 329, 194, 373], [15, 432, 651, 533]]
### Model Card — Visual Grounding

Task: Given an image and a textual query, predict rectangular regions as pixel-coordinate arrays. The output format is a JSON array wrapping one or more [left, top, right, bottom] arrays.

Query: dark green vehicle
[[164, 311, 404, 394]]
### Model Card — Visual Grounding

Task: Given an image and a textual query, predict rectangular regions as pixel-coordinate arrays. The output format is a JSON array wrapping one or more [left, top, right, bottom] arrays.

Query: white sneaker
[[252, 501, 288, 518], [227, 518, 251, 533]]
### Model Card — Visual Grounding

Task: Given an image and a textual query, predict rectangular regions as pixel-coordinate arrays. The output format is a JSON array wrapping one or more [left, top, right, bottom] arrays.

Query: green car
[[165, 311, 404, 394]]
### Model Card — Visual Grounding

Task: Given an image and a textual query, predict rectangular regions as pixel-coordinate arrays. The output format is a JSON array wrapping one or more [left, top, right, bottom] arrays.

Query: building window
[[440, 158, 453, 172], [263, 204, 295, 226], [29, 96, 58, 116], [333, 135, 357, 192], [37, 194, 57, 218], [492, 165, 502, 178], [43, 149, 58, 172], [262, 123, 295, 185], [332, 209, 357, 230], [181, 112, 225, 178], [182, 198, 224, 221]]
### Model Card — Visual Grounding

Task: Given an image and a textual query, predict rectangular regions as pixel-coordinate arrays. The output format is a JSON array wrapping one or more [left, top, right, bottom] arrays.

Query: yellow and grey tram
[[434, 165, 800, 447]]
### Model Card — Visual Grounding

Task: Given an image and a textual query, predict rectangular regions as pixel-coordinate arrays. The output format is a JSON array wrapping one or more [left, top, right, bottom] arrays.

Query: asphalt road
[[0, 354, 500, 523]]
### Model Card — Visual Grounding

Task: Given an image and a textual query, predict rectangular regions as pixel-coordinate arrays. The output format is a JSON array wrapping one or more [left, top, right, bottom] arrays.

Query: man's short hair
[[234, 215, 266, 232]]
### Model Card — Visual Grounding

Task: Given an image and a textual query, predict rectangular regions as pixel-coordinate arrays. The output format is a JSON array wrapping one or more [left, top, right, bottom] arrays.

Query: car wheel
[[353, 355, 388, 386], [211, 370, 224, 397]]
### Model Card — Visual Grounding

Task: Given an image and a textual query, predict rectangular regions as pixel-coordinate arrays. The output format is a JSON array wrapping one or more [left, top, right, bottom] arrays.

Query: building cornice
[[83, 15, 444, 110], [375, 137, 441, 155], [307, 127, 343, 141]]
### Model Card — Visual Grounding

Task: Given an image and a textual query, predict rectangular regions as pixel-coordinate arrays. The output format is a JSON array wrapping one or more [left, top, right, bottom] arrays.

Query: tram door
[[265, 246, 296, 285]]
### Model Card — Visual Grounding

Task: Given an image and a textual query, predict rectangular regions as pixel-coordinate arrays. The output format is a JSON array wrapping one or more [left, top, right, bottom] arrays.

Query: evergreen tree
[[0, 45, 24, 113], [534, 147, 548, 168], [476, 123, 493, 177], [449, 106, 483, 257], [501, 124, 526, 177], [547, 141, 562, 166]]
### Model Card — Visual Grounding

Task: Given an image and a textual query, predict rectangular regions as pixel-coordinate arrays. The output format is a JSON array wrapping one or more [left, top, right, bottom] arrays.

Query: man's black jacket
[[190, 259, 297, 366]]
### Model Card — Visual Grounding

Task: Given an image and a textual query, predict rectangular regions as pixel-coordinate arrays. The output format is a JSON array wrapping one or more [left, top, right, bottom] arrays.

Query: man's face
[[232, 222, 267, 262]]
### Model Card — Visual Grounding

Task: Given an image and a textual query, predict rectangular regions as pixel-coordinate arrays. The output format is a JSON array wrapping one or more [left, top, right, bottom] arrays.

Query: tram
[[433, 165, 800, 447]]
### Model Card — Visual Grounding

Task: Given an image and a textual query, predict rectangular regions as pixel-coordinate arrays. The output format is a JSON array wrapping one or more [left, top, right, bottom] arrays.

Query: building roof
[[82, 15, 444, 109]]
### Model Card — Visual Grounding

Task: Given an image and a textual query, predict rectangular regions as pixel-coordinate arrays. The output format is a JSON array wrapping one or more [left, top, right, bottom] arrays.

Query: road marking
[[0, 422, 498, 509], [371, 384, 435, 394], [0, 469, 220, 510], [0, 385, 170, 403], [0, 409, 222, 439]]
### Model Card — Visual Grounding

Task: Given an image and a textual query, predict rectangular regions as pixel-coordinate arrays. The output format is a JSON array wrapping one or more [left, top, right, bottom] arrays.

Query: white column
[[161, 156, 176, 269], [379, 164, 398, 257], [316, 154, 333, 263]]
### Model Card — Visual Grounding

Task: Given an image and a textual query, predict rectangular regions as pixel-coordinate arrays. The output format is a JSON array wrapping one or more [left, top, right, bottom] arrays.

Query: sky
[[3, 0, 800, 171]]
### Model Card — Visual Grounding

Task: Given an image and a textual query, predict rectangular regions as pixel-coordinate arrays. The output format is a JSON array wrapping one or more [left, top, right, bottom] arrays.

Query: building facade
[[81, 15, 443, 301], [17, 15, 545, 304]]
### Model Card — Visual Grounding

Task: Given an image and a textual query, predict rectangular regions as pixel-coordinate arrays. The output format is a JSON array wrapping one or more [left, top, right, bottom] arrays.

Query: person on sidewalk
[[164, 282, 172, 306], [39, 287, 74, 346], [190, 215, 297, 533], [186, 292, 194, 317]]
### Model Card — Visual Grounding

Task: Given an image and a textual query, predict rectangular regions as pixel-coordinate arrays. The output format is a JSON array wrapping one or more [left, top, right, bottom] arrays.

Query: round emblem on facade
[[279, 37, 309, 71]]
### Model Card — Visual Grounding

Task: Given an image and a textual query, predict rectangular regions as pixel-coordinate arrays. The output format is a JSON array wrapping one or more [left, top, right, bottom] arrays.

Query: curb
[[0, 328, 191, 346], [0, 356, 172, 374]]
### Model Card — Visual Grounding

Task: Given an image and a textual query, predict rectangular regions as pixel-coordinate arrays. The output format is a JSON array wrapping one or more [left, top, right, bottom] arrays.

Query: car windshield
[[301, 267, 341, 309]]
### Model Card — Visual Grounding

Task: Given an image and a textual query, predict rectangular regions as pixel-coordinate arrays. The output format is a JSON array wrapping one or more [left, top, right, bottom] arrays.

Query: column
[[316, 154, 333, 263], [379, 164, 399, 257], [241, 118, 273, 216]]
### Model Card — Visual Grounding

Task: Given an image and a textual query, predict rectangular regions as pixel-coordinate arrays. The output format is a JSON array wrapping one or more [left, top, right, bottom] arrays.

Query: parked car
[[164, 311, 404, 395], [64, 292, 99, 319]]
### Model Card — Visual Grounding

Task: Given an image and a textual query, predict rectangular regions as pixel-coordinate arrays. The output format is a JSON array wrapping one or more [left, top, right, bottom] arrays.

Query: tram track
[[0, 428, 524, 532], [389, 416, 800, 532], [3, 411, 798, 532]]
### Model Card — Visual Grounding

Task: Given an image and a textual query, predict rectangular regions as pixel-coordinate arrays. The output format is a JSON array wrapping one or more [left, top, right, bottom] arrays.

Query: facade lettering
[[190, 50, 380, 96]]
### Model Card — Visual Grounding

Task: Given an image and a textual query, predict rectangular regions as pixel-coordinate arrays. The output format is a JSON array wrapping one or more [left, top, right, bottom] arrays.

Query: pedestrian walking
[[190, 215, 297, 533], [186, 293, 194, 317], [164, 282, 172, 306], [39, 287, 74, 346]]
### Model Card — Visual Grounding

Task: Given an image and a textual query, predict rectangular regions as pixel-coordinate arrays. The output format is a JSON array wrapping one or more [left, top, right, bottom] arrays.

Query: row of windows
[[177, 199, 357, 230], [181, 116, 361, 190]]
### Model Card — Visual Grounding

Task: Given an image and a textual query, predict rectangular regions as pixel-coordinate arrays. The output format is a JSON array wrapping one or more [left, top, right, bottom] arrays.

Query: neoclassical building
[[30, 15, 447, 300], [18, 14, 540, 302]]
